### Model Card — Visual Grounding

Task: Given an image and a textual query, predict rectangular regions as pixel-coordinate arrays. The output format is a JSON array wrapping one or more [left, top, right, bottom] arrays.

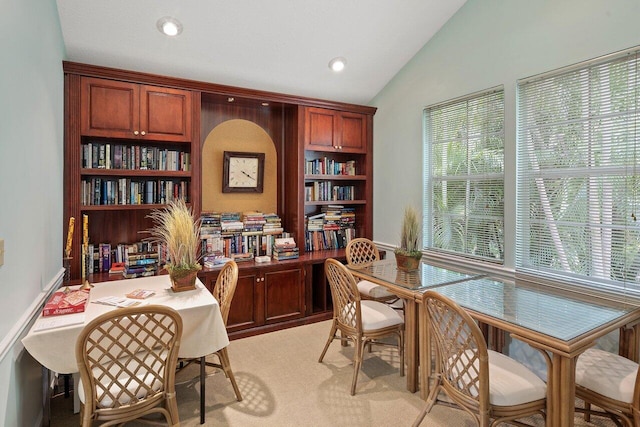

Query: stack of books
[[200, 212, 224, 264], [304, 205, 356, 251], [123, 249, 159, 279], [272, 237, 299, 260]]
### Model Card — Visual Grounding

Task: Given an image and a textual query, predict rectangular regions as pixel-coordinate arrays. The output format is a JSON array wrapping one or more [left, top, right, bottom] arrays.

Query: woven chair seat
[[576, 347, 637, 403]]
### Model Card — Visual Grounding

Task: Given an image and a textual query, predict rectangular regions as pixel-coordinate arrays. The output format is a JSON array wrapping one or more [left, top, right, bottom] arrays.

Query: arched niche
[[201, 119, 277, 213]]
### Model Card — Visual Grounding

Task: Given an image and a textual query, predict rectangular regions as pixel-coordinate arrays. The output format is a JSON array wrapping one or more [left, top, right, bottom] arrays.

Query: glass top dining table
[[347, 257, 640, 427]]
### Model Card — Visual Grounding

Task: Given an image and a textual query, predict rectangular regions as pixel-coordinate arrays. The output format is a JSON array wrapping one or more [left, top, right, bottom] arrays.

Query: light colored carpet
[[50, 320, 615, 426]]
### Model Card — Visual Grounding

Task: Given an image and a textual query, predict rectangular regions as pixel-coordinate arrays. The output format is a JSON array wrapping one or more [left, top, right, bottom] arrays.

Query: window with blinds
[[424, 87, 505, 262], [516, 48, 640, 293]]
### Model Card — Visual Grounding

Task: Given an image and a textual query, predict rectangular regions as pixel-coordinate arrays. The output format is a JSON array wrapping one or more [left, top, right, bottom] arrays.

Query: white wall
[[371, 0, 640, 269], [0, 0, 65, 425]]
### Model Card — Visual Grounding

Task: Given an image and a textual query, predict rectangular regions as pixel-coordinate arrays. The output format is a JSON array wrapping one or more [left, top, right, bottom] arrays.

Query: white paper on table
[[92, 296, 147, 307], [33, 314, 86, 332]]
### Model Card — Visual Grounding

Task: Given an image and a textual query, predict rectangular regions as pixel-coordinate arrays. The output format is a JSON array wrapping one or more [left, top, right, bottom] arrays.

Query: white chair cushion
[[360, 300, 404, 331], [78, 352, 166, 407], [575, 347, 638, 403], [357, 280, 394, 299], [78, 374, 163, 408], [487, 350, 547, 406]]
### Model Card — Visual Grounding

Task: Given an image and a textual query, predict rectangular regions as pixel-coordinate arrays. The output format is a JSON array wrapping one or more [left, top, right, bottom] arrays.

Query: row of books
[[83, 241, 163, 279], [200, 212, 288, 260], [305, 158, 356, 176], [82, 142, 191, 172], [81, 178, 189, 206], [304, 182, 356, 202], [305, 228, 356, 251]]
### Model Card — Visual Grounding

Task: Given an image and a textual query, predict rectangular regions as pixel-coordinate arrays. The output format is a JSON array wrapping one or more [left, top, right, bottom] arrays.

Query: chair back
[[75, 305, 182, 421], [325, 258, 362, 334], [345, 238, 380, 268], [424, 290, 490, 413], [213, 260, 239, 325]]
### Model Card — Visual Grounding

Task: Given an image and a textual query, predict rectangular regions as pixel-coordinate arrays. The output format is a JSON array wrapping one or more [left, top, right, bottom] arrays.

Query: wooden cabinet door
[[264, 266, 305, 324], [304, 107, 338, 151], [339, 111, 367, 153], [227, 269, 264, 332], [140, 85, 192, 142], [81, 77, 139, 138]]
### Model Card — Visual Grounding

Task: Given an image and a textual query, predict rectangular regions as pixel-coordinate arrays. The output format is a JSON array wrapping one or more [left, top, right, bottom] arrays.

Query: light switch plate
[[0, 239, 4, 266]]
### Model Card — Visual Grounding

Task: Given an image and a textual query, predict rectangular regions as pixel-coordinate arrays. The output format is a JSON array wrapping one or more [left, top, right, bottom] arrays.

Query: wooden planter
[[170, 269, 199, 292], [395, 253, 421, 272]]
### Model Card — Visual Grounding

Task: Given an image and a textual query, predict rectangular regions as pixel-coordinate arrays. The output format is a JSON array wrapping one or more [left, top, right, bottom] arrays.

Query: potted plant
[[394, 206, 422, 271], [146, 199, 202, 292]]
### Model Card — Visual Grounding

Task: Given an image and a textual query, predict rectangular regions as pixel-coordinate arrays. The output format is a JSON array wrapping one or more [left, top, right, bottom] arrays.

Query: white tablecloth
[[22, 276, 229, 374]]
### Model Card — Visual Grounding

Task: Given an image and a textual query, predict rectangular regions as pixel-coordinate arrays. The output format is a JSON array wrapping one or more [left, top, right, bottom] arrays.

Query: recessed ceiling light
[[261, 102, 269, 107], [329, 57, 347, 72], [157, 16, 183, 37], [227, 97, 235, 103]]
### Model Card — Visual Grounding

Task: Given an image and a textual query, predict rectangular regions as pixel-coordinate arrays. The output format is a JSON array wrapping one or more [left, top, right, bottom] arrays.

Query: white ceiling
[[55, 0, 466, 105]]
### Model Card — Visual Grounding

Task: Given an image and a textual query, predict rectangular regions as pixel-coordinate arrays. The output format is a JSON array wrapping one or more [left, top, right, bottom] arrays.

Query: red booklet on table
[[42, 289, 89, 316]]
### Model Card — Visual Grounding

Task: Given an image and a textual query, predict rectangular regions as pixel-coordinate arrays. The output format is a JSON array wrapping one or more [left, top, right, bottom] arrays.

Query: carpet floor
[[50, 320, 616, 426]]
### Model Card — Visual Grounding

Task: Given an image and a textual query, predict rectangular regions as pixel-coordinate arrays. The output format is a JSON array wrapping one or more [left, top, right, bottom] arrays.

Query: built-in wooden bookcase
[[295, 106, 373, 251], [63, 61, 374, 337]]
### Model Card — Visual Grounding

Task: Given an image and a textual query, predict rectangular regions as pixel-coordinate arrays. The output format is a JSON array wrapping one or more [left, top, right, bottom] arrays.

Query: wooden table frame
[[349, 260, 640, 427]]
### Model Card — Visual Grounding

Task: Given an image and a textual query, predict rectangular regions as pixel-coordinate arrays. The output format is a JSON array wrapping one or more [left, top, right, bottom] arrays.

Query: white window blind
[[517, 48, 640, 293], [424, 87, 505, 262]]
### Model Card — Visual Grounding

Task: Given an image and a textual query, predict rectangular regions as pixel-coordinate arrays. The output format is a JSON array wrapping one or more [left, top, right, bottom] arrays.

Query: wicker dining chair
[[75, 305, 183, 427], [575, 347, 640, 426], [413, 291, 546, 427], [201, 259, 243, 401], [345, 238, 399, 305], [318, 258, 404, 395]]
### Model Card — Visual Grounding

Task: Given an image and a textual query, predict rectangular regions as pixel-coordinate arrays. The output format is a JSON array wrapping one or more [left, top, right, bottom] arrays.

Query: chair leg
[[217, 348, 243, 401], [351, 336, 365, 395], [318, 321, 338, 363], [166, 390, 181, 426], [398, 330, 405, 377]]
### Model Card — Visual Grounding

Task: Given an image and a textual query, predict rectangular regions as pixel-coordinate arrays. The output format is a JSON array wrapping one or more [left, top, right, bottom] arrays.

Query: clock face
[[222, 151, 265, 193], [229, 157, 258, 188]]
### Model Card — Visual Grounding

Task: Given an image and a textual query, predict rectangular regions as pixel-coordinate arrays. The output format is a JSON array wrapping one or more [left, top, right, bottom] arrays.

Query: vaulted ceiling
[[56, 0, 466, 105]]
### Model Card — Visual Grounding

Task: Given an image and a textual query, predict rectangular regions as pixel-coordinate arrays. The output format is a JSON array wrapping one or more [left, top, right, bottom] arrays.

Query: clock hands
[[240, 170, 256, 181]]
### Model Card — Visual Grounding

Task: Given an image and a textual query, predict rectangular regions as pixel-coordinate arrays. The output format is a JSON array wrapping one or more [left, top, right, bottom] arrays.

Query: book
[[108, 261, 125, 274], [125, 289, 156, 299], [42, 289, 89, 316]]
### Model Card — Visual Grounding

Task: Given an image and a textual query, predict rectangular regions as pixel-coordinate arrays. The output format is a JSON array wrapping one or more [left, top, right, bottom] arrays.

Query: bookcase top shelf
[[81, 169, 191, 177], [304, 174, 367, 181], [80, 203, 185, 211], [304, 200, 367, 206]]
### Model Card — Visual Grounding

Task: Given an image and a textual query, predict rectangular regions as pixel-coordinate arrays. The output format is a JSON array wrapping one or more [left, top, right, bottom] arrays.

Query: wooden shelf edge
[[81, 168, 191, 177], [304, 174, 366, 181]]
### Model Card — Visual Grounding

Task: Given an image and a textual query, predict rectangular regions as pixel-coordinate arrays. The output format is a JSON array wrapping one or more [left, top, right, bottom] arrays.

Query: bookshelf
[[295, 106, 373, 252], [64, 71, 200, 281], [64, 62, 374, 338]]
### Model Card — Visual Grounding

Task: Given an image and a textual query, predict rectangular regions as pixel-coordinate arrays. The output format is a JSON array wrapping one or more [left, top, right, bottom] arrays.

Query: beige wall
[[201, 119, 277, 214]]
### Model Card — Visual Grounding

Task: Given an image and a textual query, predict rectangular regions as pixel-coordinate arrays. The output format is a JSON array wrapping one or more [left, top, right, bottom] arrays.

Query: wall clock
[[222, 151, 265, 193]]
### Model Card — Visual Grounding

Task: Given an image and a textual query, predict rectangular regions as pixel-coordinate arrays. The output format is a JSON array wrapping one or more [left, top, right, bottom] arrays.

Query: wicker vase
[[395, 253, 421, 272], [169, 268, 199, 292]]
